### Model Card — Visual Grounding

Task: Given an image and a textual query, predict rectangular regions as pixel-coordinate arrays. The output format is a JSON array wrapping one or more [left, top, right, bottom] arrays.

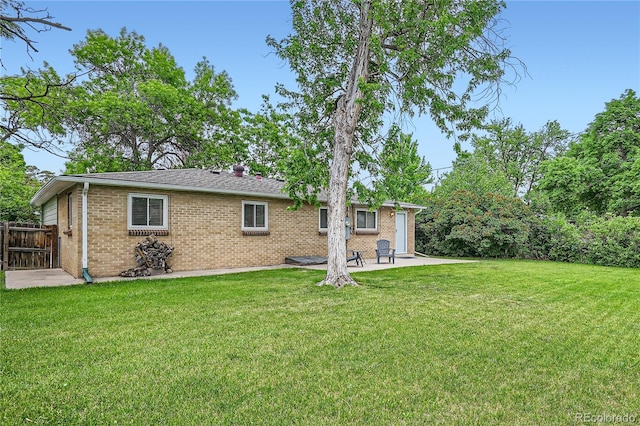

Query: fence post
[[2, 222, 8, 271]]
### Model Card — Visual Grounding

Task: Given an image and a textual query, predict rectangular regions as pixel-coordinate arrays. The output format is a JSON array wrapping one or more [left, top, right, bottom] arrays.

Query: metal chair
[[347, 250, 363, 267], [375, 239, 395, 264]]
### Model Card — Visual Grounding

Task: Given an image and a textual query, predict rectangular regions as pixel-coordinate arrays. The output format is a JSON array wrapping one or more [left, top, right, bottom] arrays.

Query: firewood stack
[[119, 235, 174, 277]]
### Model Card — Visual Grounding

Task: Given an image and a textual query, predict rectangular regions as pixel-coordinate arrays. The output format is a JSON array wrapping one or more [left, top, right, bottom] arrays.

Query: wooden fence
[[1, 222, 58, 270]]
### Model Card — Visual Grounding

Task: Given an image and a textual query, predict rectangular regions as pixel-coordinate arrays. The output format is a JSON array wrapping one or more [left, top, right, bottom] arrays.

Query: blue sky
[[3, 1, 639, 176]]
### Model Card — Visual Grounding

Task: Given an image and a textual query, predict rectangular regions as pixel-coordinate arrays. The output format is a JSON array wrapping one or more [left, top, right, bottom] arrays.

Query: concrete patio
[[3, 255, 476, 290]]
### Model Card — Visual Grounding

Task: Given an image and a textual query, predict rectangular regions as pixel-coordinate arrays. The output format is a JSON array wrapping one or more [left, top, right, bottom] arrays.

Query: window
[[128, 194, 168, 229], [319, 207, 328, 231], [356, 209, 377, 231], [242, 201, 268, 230]]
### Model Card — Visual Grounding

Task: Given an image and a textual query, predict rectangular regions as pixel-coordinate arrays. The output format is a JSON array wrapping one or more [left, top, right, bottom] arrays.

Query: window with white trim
[[128, 193, 168, 229], [355, 209, 377, 231], [242, 201, 268, 230], [319, 207, 328, 231]]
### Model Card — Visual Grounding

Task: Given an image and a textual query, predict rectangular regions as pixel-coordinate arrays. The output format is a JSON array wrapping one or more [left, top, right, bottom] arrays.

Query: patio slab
[[303, 255, 477, 272], [4, 269, 86, 289], [3, 256, 476, 290]]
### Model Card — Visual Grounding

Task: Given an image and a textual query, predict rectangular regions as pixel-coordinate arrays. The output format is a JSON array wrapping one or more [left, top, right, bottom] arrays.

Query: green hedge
[[416, 191, 533, 258], [582, 215, 640, 267], [417, 192, 640, 268]]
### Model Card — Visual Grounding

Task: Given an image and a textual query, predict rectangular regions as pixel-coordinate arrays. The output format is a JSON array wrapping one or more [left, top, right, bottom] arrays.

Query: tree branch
[[0, 0, 71, 66], [1, 15, 72, 32]]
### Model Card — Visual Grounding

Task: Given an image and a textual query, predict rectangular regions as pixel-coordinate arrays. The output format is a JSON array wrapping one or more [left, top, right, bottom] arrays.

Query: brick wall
[[58, 185, 82, 277], [346, 205, 395, 258], [62, 184, 416, 278]]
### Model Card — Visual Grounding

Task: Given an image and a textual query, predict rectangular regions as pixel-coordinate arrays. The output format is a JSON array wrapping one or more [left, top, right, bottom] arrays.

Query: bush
[[417, 191, 640, 268], [527, 214, 584, 263], [582, 216, 640, 268], [416, 191, 534, 258]]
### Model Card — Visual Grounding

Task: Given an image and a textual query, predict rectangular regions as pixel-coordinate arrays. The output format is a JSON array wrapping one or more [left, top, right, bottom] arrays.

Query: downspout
[[82, 182, 93, 283]]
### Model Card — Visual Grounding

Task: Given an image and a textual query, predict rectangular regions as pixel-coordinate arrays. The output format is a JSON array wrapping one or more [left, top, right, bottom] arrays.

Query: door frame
[[395, 212, 408, 254]]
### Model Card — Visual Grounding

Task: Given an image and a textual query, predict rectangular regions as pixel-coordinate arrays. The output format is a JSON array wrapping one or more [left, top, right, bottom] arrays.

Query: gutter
[[30, 175, 294, 207], [32, 174, 428, 210], [81, 182, 93, 283]]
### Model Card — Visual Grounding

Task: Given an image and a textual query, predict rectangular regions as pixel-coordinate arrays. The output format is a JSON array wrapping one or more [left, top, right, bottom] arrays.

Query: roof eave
[[380, 201, 428, 210], [30, 175, 427, 211], [30, 175, 293, 207], [30, 176, 80, 207]]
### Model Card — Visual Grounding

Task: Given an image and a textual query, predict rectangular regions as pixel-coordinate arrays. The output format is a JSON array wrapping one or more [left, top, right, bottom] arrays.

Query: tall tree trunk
[[323, 115, 356, 287], [320, 1, 372, 288]]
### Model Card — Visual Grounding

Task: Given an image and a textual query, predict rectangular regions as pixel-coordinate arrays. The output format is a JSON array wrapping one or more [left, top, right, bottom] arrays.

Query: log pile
[[119, 235, 174, 277]]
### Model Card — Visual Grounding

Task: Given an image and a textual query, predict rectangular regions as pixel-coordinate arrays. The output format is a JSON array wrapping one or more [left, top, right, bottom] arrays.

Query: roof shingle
[[71, 168, 287, 197], [31, 168, 426, 210]]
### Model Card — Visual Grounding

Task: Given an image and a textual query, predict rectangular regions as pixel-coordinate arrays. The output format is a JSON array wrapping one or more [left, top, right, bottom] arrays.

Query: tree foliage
[[465, 118, 570, 200], [62, 29, 241, 172], [1, 65, 71, 159], [269, 0, 520, 287], [539, 89, 640, 217], [0, 0, 68, 219], [188, 96, 297, 180], [354, 125, 432, 206], [432, 149, 513, 198], [416, 190, 533, 258], [375, 126, 432, 204], [0, 141, 39, 221], [1, 0, 75, 158]]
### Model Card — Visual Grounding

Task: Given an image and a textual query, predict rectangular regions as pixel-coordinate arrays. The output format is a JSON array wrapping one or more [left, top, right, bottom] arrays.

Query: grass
[[1, 260, 639, 424]]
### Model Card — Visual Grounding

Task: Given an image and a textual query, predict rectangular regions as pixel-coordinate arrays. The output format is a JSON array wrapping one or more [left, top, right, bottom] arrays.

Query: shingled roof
[[31, 168, 284, 205], [31, 168, 425, 210], [82, 168, 285, 195]]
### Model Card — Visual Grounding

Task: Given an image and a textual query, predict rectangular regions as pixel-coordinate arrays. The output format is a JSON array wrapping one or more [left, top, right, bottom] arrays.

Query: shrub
[[582, 216, 640, 267], [417, 192, 640, 268], [527, 214, 584, 263], [416, 191, 534, 258]]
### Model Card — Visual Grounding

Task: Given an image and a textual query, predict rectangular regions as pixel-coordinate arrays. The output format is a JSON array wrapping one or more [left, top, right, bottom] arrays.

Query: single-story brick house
[[30, 168, 424, 281]]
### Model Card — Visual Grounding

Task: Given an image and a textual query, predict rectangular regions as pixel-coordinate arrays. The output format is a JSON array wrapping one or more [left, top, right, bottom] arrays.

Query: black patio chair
[[347, 250, 363, 267]]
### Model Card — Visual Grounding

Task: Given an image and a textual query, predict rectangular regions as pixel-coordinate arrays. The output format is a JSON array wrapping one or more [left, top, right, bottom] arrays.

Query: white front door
[[395, 212, 407, 254]]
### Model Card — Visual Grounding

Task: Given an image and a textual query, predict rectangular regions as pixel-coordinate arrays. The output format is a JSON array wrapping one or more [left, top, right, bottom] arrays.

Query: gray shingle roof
[[31, 168, 426, 210], [72, 168, 288, 197], [31, 168, 289, 206]]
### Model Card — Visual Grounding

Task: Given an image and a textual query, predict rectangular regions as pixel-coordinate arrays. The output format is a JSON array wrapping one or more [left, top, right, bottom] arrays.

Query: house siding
[[58, 183, 415, 279], [41, 197, 58, 225]]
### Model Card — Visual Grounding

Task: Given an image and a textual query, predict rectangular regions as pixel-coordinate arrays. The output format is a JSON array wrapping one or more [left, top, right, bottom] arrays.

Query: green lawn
[[1, 261, 639, 424]]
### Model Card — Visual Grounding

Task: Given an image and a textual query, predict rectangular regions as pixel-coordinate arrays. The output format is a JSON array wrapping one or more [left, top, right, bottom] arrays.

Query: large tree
[[269, 0, 520, 287], [0, 141, 39, 221], [468, 118, 570, 200], [63, 29, 241, 172], [539, 89, 640, 217], [1, 0, 75, 157]]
